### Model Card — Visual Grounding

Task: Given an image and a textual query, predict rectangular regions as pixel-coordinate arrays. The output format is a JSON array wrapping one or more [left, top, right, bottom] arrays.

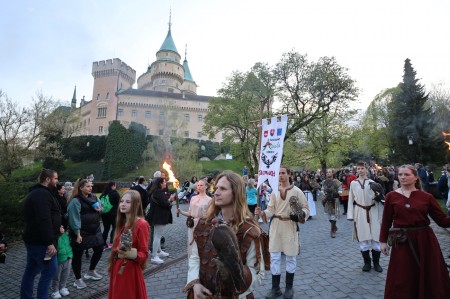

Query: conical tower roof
[[183, 59, 194, 82], [159, 28, 178, 53]]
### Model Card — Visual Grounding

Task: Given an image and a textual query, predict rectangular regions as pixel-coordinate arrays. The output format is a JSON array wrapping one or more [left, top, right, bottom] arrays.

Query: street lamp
[[391, 148, 395, 166], [407, 134, 414, 163], [407, 134, 414, 145]]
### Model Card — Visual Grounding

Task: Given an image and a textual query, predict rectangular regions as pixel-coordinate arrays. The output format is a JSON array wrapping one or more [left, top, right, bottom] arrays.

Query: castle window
[[184, 113, 190, 121], [197, 132, 202, 138], [99, 126, 103, 134], [168, 88, 174, 93], [184, 131, 189, 138], [106, 92, 110, 100], [118, 108, 124, 117], [159, 129, 164, 136], [97, 107, 107, 118], [97, 93, 100, 101], [198, 114, 203, 122], [131, 110, 137, 117], [88, 118, 90, 125], [171, 129, 176, 136], [146, 128, 150, 135], [159, 111, 165, 121], [145, 111, 151, 119], [161, 79, 166, 84]]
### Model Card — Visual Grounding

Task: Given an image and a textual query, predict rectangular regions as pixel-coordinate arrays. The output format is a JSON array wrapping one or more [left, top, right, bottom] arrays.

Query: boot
[[330, 221, 337, 238], [284, 272, 294, 299], [265, 275, 282, 299], [371, 250, 383, 272], [361, 250, 371, 272]]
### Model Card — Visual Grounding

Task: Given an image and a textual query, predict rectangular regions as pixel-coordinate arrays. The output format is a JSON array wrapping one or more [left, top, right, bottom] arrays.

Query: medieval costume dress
[[184, 216, 265, 298], [380, 191, 450, 299], [108, 218, 149, 299]]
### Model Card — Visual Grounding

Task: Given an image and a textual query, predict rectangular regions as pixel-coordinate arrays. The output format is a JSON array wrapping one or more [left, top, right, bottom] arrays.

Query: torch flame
[[162, 161, 179, 189], [445, 141, 450, 150], [374, 163, 382, 170], [442, 132, 450, 137]]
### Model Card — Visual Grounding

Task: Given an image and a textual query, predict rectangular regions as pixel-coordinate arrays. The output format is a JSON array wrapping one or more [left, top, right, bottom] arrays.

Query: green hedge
[[0, 182, 34, 241], [62, 135, 107, 162]]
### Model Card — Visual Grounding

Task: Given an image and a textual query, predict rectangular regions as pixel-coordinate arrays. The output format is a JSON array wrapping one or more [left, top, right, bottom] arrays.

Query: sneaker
[[158, 250, 170, 257], [84, 270, 102, 281], [103, 244, 111, 251], [73, 279, 87, 289], [51, 291, 62, 299], [151, 256, 164, 264], [60, 288, 70, 296]]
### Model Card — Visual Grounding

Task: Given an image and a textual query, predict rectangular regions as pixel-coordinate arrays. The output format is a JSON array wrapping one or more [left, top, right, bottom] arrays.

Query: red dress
[[108, 218, 150, 299], [380, 191, 450, 299]]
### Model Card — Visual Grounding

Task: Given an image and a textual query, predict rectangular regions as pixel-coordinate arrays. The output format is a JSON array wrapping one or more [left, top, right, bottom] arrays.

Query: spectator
[[63, 182, 73, 202], [0, 231, 6, 264], [20, 169, 61, 299], [246, 178, 258, 214], [55, 183, 68, 230], [437, 170, 449, 200], [50, 225, 73, 299], [108, 190, 150, 299], [67, 178, 104, 289], [415, 163, 429, 192], [130, 177, 149, 211], [100, 182, 120, 250]]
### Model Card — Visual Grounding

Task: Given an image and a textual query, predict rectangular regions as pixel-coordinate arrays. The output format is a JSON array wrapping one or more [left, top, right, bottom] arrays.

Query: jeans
[[20, 243, 58, 299]]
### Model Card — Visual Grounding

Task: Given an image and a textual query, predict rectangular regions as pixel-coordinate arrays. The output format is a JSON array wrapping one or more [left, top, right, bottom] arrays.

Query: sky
[[1, 0, 449, 110]]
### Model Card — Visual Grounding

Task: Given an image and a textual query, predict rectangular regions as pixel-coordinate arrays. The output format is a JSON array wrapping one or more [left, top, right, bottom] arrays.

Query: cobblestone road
[[2, 202, 450, 299]]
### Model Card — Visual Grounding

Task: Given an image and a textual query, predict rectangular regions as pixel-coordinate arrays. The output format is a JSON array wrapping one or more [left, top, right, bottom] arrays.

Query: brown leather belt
[[355, 202, 375, 223]]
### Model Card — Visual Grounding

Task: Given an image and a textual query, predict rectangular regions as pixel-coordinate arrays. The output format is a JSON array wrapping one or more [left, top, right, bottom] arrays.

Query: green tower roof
[[159, 29, 178, 53], [183, 59, 194, 82]]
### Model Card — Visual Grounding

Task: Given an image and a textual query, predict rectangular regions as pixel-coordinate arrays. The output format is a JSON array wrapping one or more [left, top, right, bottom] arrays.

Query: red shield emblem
[[264, 130, 268, 137], [270, 129, 275, 136]]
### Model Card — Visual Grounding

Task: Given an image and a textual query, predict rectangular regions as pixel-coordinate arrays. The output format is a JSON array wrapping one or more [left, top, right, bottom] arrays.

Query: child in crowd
[[51, 226, 73, 298]]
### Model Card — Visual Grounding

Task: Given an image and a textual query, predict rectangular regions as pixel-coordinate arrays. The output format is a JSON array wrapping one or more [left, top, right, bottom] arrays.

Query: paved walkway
[[2, 202, 450, 298]]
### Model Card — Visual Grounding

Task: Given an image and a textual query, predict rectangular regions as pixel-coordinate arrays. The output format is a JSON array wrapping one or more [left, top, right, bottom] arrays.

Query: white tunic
[[263, 185, 309, 256], [347, 179, 382, 242]]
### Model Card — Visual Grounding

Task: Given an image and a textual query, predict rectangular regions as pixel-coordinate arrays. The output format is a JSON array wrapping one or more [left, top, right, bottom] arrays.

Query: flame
[[162, 161, 179, 189], [374, 163, 382, 170], [442, 132, 450, 137], [445, 141, 450, 150]]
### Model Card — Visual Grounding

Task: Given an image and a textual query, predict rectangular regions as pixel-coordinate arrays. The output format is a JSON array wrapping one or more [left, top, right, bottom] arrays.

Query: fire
[[162, 161, 179, 189], [442, 132, 450, 137], [374, 163, 382, 170], [445, 141, 450, 150]]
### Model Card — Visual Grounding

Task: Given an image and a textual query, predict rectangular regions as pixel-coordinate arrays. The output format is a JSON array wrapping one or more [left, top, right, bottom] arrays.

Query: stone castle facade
[[70, 20, 221, 142]]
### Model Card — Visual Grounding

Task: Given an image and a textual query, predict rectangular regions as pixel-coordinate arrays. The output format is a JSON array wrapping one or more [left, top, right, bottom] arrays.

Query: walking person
[[184, 171, 265, 298], [67, 178, 104, 289], [20, 169, 61, 299], [146, 177, 175, 264], [50, 225, 73, 299], [322, 169, 341, 238], [108, 190, 150, 299], [380, 164, 450, 299], [255, 166, 310, 299], [347, 161, 384, 272], [177, 179, 212, 257], [246, 178, 258, 214], [100, 181, 120, 250]]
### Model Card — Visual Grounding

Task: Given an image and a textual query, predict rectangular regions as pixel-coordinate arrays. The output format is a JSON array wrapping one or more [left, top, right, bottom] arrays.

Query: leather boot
[[371, 249, 383, 272], [284, 272, 294, 299], [265, 275, 282, 299], [361, 250, 371, 272], [330, 221, 337, 238]]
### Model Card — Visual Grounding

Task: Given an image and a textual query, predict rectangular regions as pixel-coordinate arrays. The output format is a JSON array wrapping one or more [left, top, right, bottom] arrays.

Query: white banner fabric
[[257, 115, 288, 197]]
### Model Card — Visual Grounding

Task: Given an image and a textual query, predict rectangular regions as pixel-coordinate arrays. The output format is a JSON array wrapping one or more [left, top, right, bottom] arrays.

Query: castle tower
[[137, 14, 188, 94], [87, 58, 136, 135], [181, 45, 197, 95]]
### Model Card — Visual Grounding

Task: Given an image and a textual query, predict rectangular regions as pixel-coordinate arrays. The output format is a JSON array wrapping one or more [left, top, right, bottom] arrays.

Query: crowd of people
[[13, 160, 450, 298]]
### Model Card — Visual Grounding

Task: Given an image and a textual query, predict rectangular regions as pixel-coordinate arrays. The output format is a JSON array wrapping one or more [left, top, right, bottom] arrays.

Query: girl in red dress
[[108, 190, 149, 299], [380, 165, 450, 299]]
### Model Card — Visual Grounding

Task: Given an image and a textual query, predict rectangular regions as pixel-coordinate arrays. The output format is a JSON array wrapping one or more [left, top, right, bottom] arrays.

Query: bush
[[43, 157, 66, 173], [0, 182, 34, 241], [62, 135, 107, 162]]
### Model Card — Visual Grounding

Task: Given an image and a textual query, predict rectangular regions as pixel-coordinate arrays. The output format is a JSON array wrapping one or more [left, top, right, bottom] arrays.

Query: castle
[[70, 18, 221, 142]]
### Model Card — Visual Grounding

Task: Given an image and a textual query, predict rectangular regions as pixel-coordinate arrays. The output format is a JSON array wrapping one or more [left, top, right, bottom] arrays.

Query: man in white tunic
[[347, 161, 383, 272], [256, 167, 309, 299]]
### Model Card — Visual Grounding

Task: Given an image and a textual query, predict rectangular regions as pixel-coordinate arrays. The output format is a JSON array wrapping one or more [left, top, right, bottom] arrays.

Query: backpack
[[100, 194, 112, 214]]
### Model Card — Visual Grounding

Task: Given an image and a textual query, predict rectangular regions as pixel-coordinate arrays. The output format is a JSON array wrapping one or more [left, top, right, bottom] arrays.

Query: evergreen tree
[[391, 59, 438, 164]]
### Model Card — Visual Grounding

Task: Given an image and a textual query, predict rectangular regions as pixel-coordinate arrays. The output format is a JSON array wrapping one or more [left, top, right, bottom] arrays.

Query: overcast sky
[[1, 0, 449, 110]]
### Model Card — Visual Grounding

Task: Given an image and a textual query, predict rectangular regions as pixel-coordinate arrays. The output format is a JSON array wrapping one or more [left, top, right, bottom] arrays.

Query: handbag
[[186, 216, 194, 228], [387, 228, 407, 246]]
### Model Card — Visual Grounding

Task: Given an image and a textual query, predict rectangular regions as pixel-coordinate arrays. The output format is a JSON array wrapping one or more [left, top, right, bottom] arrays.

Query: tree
[[0, 90, 58, 180], [391, 59, 440, 164], [274, 51, 359, 140], [203, 70, 269, 173]]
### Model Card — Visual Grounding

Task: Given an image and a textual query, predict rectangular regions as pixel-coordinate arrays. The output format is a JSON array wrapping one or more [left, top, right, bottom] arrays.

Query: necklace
[[400, 188, 415, 208]]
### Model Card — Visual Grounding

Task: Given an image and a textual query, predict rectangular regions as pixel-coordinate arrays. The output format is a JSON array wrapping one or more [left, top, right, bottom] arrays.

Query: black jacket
[[147, 189, 173, 225], [23, 184, 61, 247], [131, 184, 149, 210]]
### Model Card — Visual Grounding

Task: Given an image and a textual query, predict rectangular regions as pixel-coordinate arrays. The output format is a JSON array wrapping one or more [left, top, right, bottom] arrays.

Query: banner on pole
[[257, 115, 288, 197]]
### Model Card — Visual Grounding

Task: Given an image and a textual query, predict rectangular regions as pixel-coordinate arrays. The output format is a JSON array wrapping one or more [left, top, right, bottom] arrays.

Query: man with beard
[[256, 166, 309, 299], [322, 169, 341, 238], [21, 169, 61, 299]]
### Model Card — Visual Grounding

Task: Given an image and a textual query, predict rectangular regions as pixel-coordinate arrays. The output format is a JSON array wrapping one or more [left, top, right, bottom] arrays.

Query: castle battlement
[[92, 58, 136, 82]]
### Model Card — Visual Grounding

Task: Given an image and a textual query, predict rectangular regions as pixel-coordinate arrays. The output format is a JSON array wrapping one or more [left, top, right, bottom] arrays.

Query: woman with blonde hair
[[246, 178, 258, 214], [108, 190, 149, 299], [380, 164, 450, 299], [177, 179, 212, 256]]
